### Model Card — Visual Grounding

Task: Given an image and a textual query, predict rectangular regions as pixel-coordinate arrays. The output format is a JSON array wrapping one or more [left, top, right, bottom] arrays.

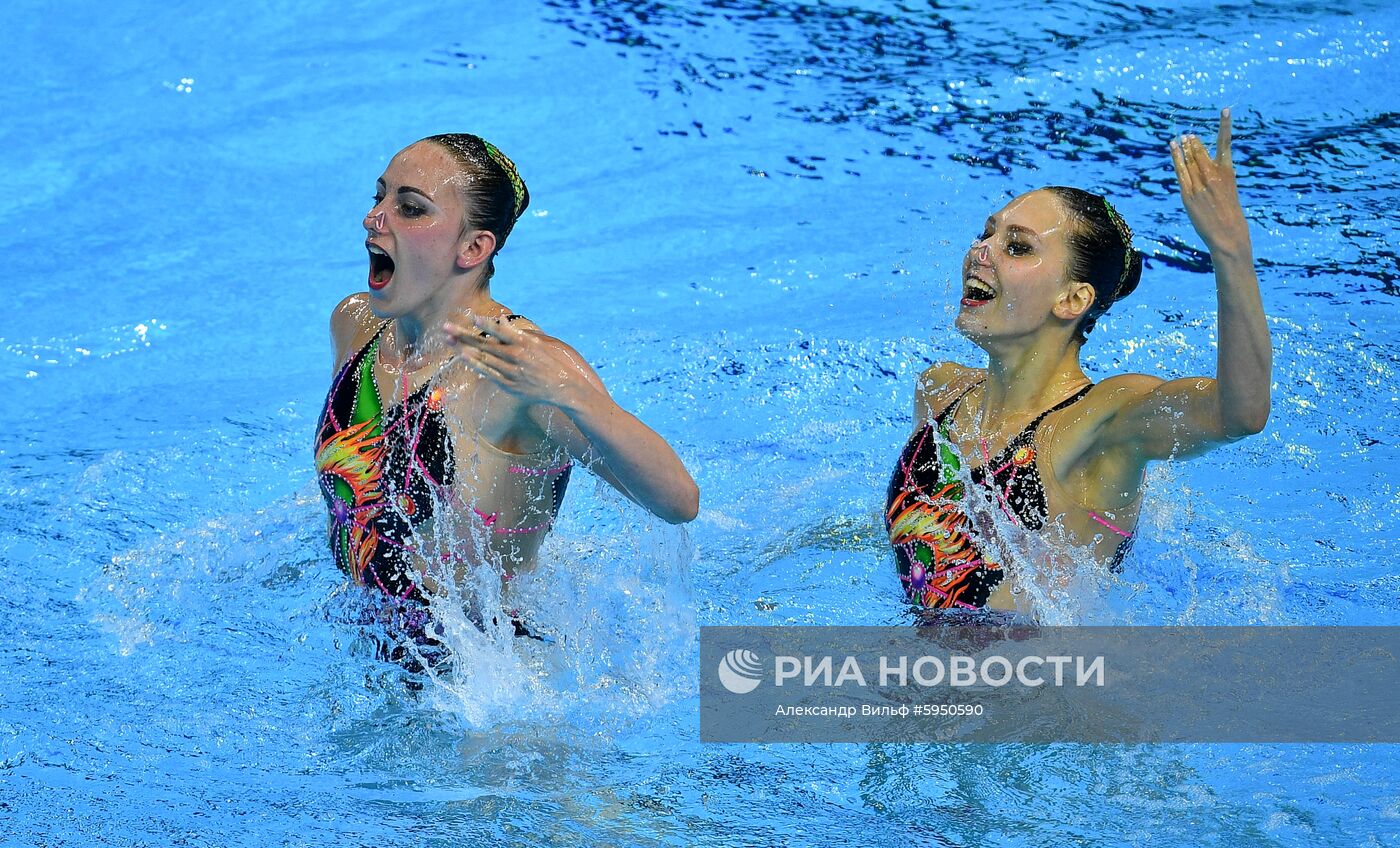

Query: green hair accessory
[[482, 140, 527, 223], [1102, 197, 1135, 299]]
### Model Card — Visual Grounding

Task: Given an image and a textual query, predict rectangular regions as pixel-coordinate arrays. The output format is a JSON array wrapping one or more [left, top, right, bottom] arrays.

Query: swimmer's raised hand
[[1170, 107, 1253, 262], [443, 315, 600, 411]]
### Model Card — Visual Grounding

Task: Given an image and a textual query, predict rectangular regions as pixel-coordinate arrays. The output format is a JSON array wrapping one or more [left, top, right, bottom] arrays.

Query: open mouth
[[368, 244, 395, 291], [961, 278, 996, 307]]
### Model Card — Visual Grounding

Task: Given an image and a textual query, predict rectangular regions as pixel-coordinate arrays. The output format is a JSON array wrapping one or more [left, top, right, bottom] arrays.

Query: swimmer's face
[[955, 190, 1091, 345], [362, 141, 492, 318]]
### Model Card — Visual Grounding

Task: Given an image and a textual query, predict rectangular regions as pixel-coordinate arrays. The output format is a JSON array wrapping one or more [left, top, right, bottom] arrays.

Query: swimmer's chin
[[365, 294, 395, 319], [953, 311, 990, 341]]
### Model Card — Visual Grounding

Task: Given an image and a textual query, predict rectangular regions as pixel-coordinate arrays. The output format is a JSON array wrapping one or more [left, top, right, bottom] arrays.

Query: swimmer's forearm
[[557, 387, 700, 524], [1213, 251, 1271, 436], [1169, 111, 1269, 438]]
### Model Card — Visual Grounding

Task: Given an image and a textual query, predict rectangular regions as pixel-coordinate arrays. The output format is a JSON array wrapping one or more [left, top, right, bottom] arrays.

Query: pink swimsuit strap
[[1088, 511, 1133, 539], [472, 507, 554, 537]]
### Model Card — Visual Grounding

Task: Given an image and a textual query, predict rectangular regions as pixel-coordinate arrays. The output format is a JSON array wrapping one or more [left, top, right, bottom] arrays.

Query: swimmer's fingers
[[444, 323, 522, 384], [469, 313, 526, 346], [443, 320, 489, 349], [464, 351, 515, 389], [1179, 133, 1226, 193], [1173, 123, 1251, 258], [1189, 134, 1220, 179], [452, 331, 524, 379], [442, 316, 524, 350], [1169, 137, 1195, 195], [466, 337, 523, 376], [448, 323, 569, 403], [443, 322, 517, 362], [1217, 108, 1233, 170]]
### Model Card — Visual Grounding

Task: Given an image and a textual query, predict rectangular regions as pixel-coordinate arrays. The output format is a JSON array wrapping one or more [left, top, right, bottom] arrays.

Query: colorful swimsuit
[[316, 321, 575, 606], [885, 380, 1131, 610], [315, 324, 453, 602]]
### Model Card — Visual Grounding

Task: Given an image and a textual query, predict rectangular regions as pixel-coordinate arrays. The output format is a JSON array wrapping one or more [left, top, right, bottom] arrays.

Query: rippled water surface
[[5, 0, 1399, 845]]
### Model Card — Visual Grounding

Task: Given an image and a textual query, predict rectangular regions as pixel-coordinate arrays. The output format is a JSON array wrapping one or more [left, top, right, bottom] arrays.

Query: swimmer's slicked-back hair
[[423, 133, 530, 258], [1045, 186, 1143, 343]]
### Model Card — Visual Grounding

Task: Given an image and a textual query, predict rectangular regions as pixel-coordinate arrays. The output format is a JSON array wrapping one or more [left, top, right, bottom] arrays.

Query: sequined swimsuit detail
[[885, 380, 1121, 610], [315, 324, 453, 602], [315, 321, 574, 603]]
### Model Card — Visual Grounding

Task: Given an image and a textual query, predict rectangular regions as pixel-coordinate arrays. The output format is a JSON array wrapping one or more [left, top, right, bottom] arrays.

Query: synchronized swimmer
[[886, 108, 1270, 614], [315, 134, 698, 646]]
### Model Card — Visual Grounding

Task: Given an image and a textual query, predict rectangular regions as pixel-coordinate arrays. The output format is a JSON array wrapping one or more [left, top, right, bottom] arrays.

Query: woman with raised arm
[[886, 109, 1269, 614], [316, 134, 698, 644]]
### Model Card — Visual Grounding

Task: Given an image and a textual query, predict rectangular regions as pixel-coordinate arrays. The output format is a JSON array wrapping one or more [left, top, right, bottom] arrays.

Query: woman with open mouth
[[315, 134, 699, 655], [886, 109, 1271, 616]]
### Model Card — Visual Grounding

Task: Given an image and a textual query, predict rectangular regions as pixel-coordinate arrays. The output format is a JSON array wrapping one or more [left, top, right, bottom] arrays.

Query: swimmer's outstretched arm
[[1098, 108, 1272, 462], [444, 316, 700, 524]]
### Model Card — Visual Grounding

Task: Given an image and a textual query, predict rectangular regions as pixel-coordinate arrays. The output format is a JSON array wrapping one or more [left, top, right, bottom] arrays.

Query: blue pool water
[[5, 0, 1400, 844]]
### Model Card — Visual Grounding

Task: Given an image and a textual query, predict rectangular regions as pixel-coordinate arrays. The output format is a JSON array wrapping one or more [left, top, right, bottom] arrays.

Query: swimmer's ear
[[455, 229, 498, 271], [1054, 280, 1096, 323]]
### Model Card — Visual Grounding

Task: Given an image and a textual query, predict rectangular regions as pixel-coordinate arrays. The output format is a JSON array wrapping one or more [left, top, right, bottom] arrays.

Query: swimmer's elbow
[[1223, 403, 1270, 439], [662, 482, 700, 524], [1246, 409, 1270, 436]]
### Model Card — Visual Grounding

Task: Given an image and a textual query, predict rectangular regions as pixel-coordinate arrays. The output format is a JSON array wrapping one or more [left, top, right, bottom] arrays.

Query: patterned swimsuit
[[315, 324, 453, 602], [885, 380, 1128, 610], [316, 320, 574, 604]]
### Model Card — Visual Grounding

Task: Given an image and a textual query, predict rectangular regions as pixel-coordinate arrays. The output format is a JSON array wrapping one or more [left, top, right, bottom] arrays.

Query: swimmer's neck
[[391, 274, 498, 360], [979, 340, 1088, 420]]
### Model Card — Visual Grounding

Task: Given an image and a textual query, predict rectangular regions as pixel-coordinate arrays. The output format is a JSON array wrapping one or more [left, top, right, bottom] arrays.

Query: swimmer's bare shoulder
[[449, 309, 565, 453], [329, 293, 378, 370], [496, 311, 613, 408], [499, 312, 543, 334], [469, 310, 618, 455], [914, 361, 984, 425], [1043, 372, 1169, 469], [1039, 372, 1169, 508]]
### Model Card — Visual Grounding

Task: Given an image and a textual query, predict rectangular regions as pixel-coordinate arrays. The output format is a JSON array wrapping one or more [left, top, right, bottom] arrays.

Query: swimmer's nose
[[365, 210, 387, 234], [970, 240, 991, 265]]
